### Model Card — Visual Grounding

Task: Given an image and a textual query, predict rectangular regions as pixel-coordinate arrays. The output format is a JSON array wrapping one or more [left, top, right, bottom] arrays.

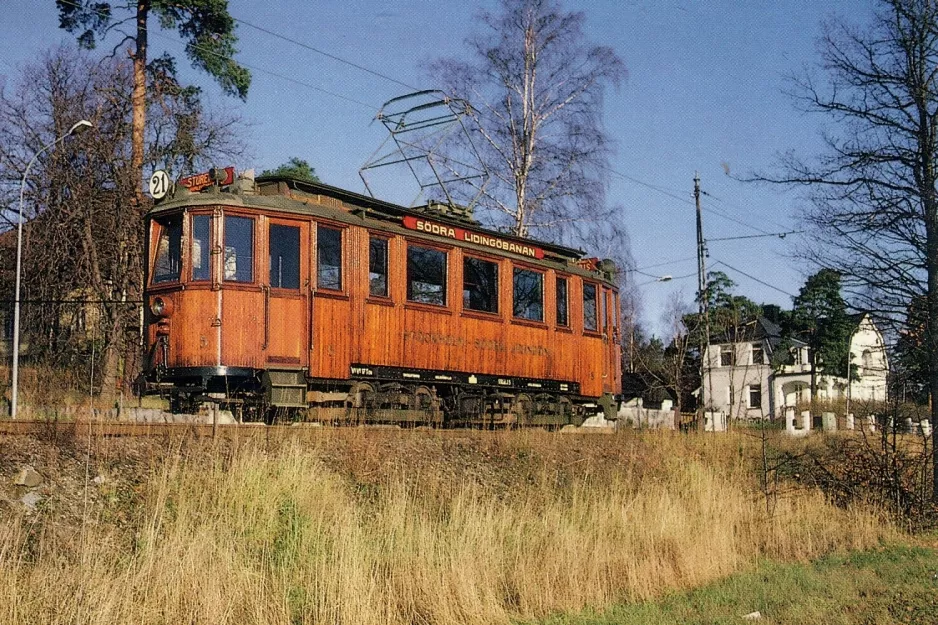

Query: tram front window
[[153, 217, 182, 283]]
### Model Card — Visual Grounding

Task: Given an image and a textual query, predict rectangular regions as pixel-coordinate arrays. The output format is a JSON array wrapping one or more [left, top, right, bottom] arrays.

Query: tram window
[[407, 245, 447, 306], [317, 225, 342, 290], [153, 217, 182, 283], [556, 277, 569, 326], [223, 215, 254, 282], [513, 268, 543, 321], [463, 257, 498, 313], [191, 215, 211, 281], [270, 224, 300, 289], [369, 236, 389, 297], [583, 282, 598, 331]]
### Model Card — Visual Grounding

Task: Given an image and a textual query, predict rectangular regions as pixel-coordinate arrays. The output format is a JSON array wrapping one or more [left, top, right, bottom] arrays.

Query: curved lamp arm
[[11, 119, 94, 419]]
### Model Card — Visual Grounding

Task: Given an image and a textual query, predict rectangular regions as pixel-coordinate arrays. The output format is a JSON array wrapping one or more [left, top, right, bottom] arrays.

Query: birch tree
[[429, 0, 625, 240]]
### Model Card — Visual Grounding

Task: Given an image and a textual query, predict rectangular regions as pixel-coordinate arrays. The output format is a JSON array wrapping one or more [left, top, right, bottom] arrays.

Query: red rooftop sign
[[403, 216, 544, 259], [179, 166, 234, 192]]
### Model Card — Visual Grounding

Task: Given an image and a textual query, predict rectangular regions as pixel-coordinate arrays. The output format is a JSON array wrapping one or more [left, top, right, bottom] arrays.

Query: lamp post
[[11, 119, 93, 419]]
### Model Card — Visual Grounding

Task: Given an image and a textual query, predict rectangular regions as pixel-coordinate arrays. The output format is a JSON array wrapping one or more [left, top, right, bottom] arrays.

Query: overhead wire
[[601, 164, 789, 237], [708, 230, 803, 242], [703, 188, 793, 232], [710, 260, 797, 298], [633, 256, 698, 271], [52, 0, 806, 293], [233, 17, 421, 92], [53, 0, 800, 242], [53, 0, 380, 111]]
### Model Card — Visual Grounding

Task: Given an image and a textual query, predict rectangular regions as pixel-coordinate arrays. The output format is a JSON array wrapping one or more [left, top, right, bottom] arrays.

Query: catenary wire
[[711, 260, 796, 298], [53, 0, 799, 246], [53, 0, 379, 111], [234, 17, 420, 92]]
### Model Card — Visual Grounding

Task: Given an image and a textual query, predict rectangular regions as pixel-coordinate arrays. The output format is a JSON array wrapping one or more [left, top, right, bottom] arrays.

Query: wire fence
[[0, 300, 147, 418]]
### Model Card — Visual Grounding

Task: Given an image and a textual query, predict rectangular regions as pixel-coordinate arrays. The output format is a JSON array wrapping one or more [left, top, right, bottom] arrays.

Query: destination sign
[[179, 166, 235, 192], [402, 215, 544, 259]]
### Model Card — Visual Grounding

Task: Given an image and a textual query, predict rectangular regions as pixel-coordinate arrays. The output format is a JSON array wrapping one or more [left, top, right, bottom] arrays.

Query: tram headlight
[[150, 296, 173, 318]]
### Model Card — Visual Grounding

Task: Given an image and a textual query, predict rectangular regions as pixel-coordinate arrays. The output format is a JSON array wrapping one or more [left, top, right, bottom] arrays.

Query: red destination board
[[179, 166, 235, 192], [402, 215, 544, 259]]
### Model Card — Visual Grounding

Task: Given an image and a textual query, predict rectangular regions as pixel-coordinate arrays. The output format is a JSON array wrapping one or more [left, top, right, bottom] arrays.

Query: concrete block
[[705, 410, 727, 432]]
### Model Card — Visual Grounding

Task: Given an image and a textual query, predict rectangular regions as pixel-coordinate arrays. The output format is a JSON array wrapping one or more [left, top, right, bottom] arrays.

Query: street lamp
[[11, 119, 94, 419]]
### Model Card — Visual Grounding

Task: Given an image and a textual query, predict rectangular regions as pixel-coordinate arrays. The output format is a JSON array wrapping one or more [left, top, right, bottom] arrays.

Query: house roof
[[620, 373, 677, 404], [710, 316, 807, 351]]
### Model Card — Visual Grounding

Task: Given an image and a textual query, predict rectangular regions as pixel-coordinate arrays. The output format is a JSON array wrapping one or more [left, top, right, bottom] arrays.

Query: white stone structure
[[701, 313, 888, 421], [617, 398, 677, 430]]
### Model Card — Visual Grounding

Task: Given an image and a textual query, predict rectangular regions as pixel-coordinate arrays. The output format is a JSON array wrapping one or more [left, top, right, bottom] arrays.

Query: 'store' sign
[[179, 166, 235, 192], [402, 216, 544, 259]]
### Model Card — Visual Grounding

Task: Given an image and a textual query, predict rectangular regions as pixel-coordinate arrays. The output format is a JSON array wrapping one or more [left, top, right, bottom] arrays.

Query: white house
[[701, 313, 888, 420]]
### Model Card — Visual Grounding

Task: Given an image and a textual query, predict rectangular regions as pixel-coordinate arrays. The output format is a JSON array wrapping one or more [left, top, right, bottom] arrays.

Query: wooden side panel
[[221, 288, 264, 368], [338, 227, 614, 397], [173, 289, 219, 367], [311, 296, 352, 379], [360, 302, 401, 366], [576, 337, 606, 397], [267, 294, 307, 365]]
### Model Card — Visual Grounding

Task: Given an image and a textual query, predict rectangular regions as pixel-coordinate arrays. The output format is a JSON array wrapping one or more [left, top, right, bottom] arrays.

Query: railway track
[[0, 419, 613, 437], [0, 419, 304, 438]]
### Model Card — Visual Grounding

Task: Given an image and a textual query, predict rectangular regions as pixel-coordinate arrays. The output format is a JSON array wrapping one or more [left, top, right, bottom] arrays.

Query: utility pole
[[695, 173, 711, 430]]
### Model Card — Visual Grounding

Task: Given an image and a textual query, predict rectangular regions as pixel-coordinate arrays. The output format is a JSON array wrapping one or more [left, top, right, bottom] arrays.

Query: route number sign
[[148, 170, 171, 200]]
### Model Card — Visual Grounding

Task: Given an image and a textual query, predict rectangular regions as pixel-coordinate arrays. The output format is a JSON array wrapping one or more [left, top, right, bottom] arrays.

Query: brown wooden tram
[[140, 171, 622, 426]]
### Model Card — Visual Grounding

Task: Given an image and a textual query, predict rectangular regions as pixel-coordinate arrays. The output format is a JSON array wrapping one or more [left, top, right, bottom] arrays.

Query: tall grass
[[0, 430, 893, 624]]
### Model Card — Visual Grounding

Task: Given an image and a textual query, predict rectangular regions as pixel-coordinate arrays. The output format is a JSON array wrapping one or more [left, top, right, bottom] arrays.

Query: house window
[[748, 384, 762, 409], [223, 215, 253, 282], [751, 343, 764, 365], [191, 215, 211, 281], [269, 224, 300, 289], [513, 268, 543, 321], [153, 216, 182, 283], [720, 345, 734, 367], [463, 256, 499, 313], [369, 236, 389, 297], [556, 277, 569, 327], [583, 282, 598, 331], [407, 245, 447, 306], [793, 348, 803, 365], [317, 225, 342, 290]]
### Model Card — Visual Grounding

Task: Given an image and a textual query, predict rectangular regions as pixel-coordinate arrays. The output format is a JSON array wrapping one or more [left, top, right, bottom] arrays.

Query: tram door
[[265, 218, 309, 367]]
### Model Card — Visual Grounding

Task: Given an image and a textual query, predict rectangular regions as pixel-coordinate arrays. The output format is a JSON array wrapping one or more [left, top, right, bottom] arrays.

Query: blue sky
[[0, 0, 869, 335]]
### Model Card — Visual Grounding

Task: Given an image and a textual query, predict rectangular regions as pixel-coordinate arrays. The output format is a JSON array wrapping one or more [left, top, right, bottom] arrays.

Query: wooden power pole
[[695, 173, 711, 429]]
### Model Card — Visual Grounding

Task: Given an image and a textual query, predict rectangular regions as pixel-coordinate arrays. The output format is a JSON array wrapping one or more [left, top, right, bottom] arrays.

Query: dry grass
[[0, 429, 894, 624]]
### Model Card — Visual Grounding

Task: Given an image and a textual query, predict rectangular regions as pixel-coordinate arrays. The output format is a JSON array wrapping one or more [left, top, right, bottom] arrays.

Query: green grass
[[538, 543, 938, 625]]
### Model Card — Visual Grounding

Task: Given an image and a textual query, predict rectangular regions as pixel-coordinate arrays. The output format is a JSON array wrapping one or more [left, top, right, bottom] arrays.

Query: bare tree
[[0, 47, 245, 403], [428, 0, 625, 241], [629, 293, 696, 424], [757, 0, 938, 499]]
